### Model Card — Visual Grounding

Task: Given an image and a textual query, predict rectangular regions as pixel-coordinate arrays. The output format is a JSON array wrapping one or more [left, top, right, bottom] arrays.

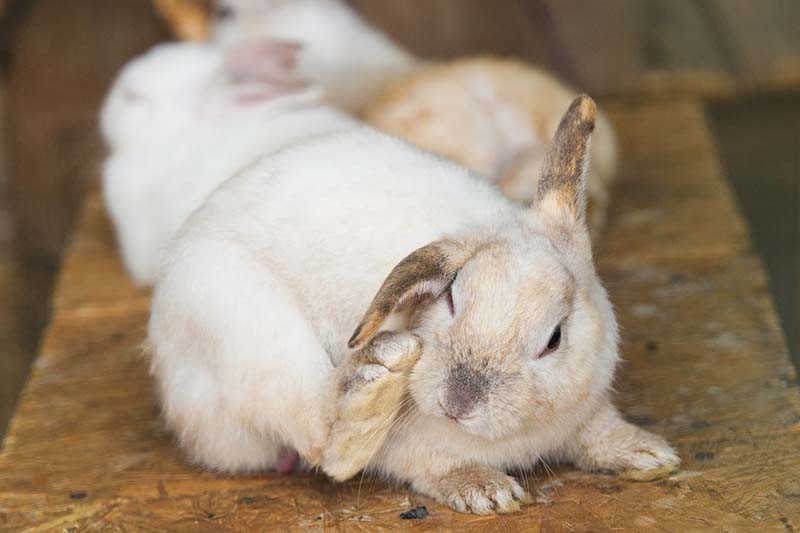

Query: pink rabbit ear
[[224, 40, 306, 87]]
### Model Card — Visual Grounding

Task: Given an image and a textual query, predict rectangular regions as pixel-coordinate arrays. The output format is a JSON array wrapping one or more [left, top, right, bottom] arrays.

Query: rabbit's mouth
[[450, 414, 482, 434], [438, 399, 480, 425]]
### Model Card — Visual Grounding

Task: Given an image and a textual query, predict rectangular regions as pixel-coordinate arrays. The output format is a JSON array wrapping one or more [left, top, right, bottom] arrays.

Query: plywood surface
[[1, 99, 799, 531]]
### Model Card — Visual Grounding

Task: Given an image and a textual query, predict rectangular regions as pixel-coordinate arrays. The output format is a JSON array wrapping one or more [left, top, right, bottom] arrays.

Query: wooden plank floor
[[0, 98, 797, 531]]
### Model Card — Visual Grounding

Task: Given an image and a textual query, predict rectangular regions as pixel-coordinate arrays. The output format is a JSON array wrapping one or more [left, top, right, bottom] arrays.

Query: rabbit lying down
[[364, 58, 618, 240], [208, 0, 617, 239], [100, 41, 357, 285], [149, 96, 679, 514]]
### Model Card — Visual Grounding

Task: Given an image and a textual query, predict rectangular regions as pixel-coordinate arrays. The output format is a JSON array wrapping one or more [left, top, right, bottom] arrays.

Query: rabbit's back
[[179, 127, 515, 359]]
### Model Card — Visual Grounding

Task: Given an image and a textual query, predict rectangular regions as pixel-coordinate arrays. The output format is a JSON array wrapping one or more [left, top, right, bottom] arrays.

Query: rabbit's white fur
[[100, 42, 356, 285], [212, 0, 418, 112], [149, 97, 678, 513]]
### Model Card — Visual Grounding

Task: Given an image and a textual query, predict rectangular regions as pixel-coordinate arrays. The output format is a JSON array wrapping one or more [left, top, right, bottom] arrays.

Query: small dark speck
[[646, 340, 659, 353], [240, 496, 257, 504], [110, 332, 125, 342], [207, 512, 215, 519], [694, 451, 715, 462], [67, 528, 78, 533], [69, 491, 87, 500], [691, 420, 711, 429], [399, 506, 429, 519], [669, 273, 687, 285], [314, 513, 324, 521]]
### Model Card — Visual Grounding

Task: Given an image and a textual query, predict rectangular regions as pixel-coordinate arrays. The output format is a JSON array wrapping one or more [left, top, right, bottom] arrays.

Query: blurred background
[[0, 0, 797, 441]]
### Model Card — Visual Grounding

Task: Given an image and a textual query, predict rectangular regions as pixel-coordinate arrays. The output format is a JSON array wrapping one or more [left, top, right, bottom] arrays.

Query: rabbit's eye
[[445, 286, 455, 316], [539, 324, 561, 358]]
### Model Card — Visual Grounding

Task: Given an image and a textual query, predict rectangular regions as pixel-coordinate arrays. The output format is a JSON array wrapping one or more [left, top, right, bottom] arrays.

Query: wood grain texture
[[351, 0, 566, 75], [0, 98, 798, 531], [704, 0, 800, 92], [0, 0, 168, 440], [539, 0, 735, 97]]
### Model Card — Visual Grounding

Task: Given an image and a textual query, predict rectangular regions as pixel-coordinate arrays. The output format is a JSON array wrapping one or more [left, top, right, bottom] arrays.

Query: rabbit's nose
[[443, 386, 477, 420], [442, 364, 489, 420]]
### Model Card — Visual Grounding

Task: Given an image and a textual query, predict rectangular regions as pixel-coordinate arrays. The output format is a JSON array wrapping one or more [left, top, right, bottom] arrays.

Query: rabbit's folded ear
[[202, 40, 318, 115], [535, 95, 596, 228], [348, 240, 468, 350], [224, 40, 304, 86]]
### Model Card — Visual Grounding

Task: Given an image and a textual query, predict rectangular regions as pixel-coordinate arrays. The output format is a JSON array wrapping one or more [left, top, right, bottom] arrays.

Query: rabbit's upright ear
[[535, 95, 596, 228], [348, 240, 468, 350]]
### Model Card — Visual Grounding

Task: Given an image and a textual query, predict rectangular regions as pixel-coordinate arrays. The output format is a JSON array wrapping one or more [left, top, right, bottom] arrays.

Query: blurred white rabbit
[[207, 0, 617, 238], [212, 0, 418, 112], [100, 41, 356, 285]]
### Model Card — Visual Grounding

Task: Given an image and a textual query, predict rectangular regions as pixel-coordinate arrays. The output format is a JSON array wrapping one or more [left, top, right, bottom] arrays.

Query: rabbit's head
[[349, 96, 619, 441], [100, 43, 223, 149], [101, 41, 318, 150]]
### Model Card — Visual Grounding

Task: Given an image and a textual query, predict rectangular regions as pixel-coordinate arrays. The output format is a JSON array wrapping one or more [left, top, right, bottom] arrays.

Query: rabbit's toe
[[435, 466, 527, 515], [614, 430, 680, 481]]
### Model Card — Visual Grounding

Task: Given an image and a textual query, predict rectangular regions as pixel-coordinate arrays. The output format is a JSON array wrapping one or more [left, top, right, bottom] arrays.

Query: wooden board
[[709, 96, 800, 364], [0, 97, 798, 531], [705, 0, 800, 92], [538, 0, 734, 97], [351, 0, 568, 79]]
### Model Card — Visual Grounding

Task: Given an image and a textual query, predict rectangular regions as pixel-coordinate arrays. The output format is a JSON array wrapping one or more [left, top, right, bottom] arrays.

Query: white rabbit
[[100, 41, 357, 285], [205, 0, 618, 238], [148, 96, 678, 514], [211, 0, 418, 112]]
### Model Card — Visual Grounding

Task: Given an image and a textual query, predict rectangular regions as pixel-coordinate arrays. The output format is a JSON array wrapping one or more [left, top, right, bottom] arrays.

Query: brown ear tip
[[572, 94, 597, 124]]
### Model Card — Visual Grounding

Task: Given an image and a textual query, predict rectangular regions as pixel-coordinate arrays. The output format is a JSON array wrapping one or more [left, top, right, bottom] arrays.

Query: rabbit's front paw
[[323, 332, 421, 481], [611, 429, 680, 481], [435, 466, 527, 515], [570, 402, 680, 481]]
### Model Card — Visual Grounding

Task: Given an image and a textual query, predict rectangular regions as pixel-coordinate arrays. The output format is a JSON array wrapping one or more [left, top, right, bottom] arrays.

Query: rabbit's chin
[[450, 415, 526, 441]]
